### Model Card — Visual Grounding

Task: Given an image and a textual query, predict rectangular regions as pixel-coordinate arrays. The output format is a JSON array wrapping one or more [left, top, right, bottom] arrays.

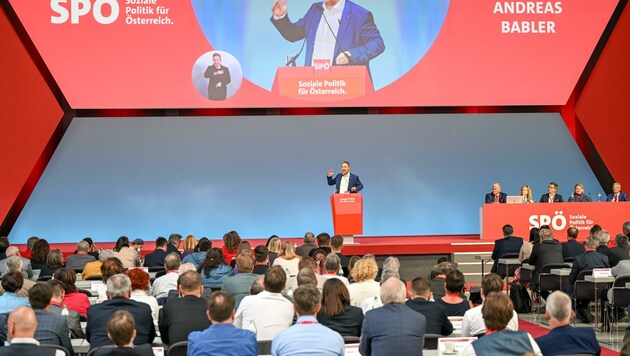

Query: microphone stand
[[286, 6, 320, 66], [316, 5, 353, 65]]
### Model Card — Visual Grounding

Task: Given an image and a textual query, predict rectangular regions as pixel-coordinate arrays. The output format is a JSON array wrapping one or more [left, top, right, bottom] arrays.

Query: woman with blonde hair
[[267, 236, 282, 265], [520, 185, 534, 203], [348, 258, 380, 306], [182, 235, 198, 258], [273, 241, 301, 276]]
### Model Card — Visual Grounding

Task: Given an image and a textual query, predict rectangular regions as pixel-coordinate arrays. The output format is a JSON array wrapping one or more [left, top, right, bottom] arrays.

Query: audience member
[[321, 253, 350, 287], [520, 227, 540, 262], [0, 256, 36, 297], [127, 268, 159, 325], [48, 279, 85, 338], [95, 258, 125, 300], [86, 274, 155, 350], [491, 224, 523, 273], [181, 235, 198, 259], [0, 246, 33, 278], [360, 278, 426, 355], [166, 233, 183, 257], [66, 240, 96, 271], [182, 238, 211, 268], [222, 254, 259, 307], [0, 272, 30, 313], [308, 232, 332, 257], [331, 235, 349, 268], [272, 285, 344, 355], [596, 230, 611, 256], [462, 293, 541, 355], [221, 231, 241, 266], [82, 249, 114, 280], [624, 221, 630, 239], [312, 249, 328, 275], [267, 236, 282, 265], [150, 252, 181, 299], [0, 307, 65, 356], [295, 268, 318, 288], [295, 232, 317, 257], [535, 291, 600, 355], [284, 256, 326, 292], [188, 292, 257, 356], [0, 236, 9, 260], [591, 224, 603, 237], [82, 237, 101, 259], [430, 261, 456, 300], [112, 236, 138, 268], [272, 241, 300, 276], [235, 266, 294, 340], [22, 236, 40, 259], [562, 227, 585, 259], [461, 273, 518, 337], [347, 256, 361, 282], [53, 268, 90, 316], [142, 237, 169, 268], [40, 249, 65, 278], [405, 277, 453, 336], [430, 257, 449, 279], [159, 271, 211, 345], [250, 275, 265, 295], [198, 248, 232, 287], [435, 269, 472, 316], [529, 228, 564, 292], [382, 256, 400, 276], [253, 245, 270, 275], [348, 258, 380, 306], [608, 233, 630, 267], [316, 278, 363, 337], [29, 238, 49, 270], [360, 269, 400, 314], [94, 310, 154, 356], [27, 282, 74, 355]]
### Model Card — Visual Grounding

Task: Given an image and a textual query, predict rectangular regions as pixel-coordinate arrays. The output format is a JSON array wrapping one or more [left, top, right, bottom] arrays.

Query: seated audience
[[165, 263, 200, 302], [198, 248, 232, 287], [83, 238, 101, 259], [166, 233, 183, 257], [0, 246, 33, 278], [250, 275, 265, 295], [222, 254, 259, 308], [0, 307, 66, 356], [0, 256, 36, 297], [181, 235, 198, 259], [316, 278, 363, 337], [150, 252, 181, 299], [382, 256, 401, 277], [221, 231, 242, 267], [535, 291, 600, 356], [66, 240, 96, 271], [520, 227, 540, 262], [272, 241, 301, 276], [562, 227, 585, 259], [348, 258, 380, 306], [231, 241, 253, 269], [462, 293, 542, 355], [188, 291, 257, 356], [529, 228, 564, 292], [94, 311, 154, 356], [235, 266, 294, 340], [54, 267, 90, 316], [159, 271, 211, 345], [331, 235, 349, 268], [462, 273, 518, 337], [113, 236, 138, 268], [95, 258, 125, 300], [405, 277, 453, 336], [22, 236, 40, 260], [308, 233, 332, 257], [284, 256, 326, 292], [311, 249, 328, 275], [82, 249, 114, 280], [40, 249, 65, 279], [430, 257, 448, 279], [142, 237, 169, 268], [86, 274, 155, 350], [430, 261, 456, 300], [491, 224, 523, 273], [29, 238, 49, 270], [27, 282, 74, 355], [295, 232, 317, 258], [0, 272, 30, 313], [126, 268, 159, 325], [608, 233, 630, 267], [435, 269, 472, 316], [360, 269, 400, 314], [182, 238, 211, 268], [252, 245, 270, 275], [347, 256, 361, 282], [321, 254, 350, 287], [48, 279, 85, 338], [273, 285, 344, 355], [0, 236, 8, 260], [596, 230, 611, 256], [360, 278, 426, 355]]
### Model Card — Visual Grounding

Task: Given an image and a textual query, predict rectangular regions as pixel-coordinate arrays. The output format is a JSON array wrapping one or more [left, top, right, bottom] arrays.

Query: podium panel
[[331, 194, 363, 236], [273, 66, 373, 102]]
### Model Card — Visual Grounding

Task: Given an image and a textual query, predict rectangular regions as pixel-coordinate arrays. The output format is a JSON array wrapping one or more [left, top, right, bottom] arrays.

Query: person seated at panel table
[[485, 183, 507, 204], [567, 183, 592, 202], [540, 181, 564, 203], [607, 182, 629, 202], [520, 184, 534, 203]]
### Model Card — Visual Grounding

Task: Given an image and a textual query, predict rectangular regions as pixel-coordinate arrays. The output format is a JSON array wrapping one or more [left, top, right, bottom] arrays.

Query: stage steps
[[451, 251, 493, 285]]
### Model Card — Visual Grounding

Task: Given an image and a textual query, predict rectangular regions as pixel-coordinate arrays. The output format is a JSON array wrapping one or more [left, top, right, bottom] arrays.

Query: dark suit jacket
[[535, 325, 600, 356], [308, 246, 332, 257], [166, 244, 181, 257], [405, 298, 453, 335], [158, 295, 211, 345], [562, 239, 585, 259], [607, 245, 629, 267], [33, 309, 74, 356], [491, 236, 523, 273], [539, 193, 564, 203], [271, 1, 385, 68], [567, 250, 609, 295], [295, 243, 318, 257], [143, 249, 168, 268], [94, 344, 154, 356], [596, 245, 609, 257], [49, 303, 85, 339], [86, 297, 156, 350], [360, 304, 425, 356], [528, 239, 564, 286], [484, 192, 507, 204], [0, 342, 57, 355], [327, 173, 363, 193], [607, 192, 629, 202]]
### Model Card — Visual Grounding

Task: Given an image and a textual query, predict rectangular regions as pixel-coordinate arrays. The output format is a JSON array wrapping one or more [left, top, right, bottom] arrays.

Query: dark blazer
[[295, 243, 318, 257], [49, 303, 85, 339], [607, 245, 630, 267], [94, 344, 154, 356], [327, 173, 363, 194], [484, 192, 507, 204], [566, 250, 609, 295], [316, 306, 363, 337], [539, 193, 564, 203], [158, 295, 211, 345], [166, 244, 181, 257], [33, 309, 75, 356], [528, 239, 564, 286], [86, 297, 156, 350], [607, 192, 629, 202], [535, 325, 601, 356], [360, 304, 426, 355], [405, 298, 453, 335], [0, 342, 57, 356], [252, 264, 269, 275], [596, 245, 609, 256], [491, 236, 523, 273], [142, 249, 168, 268], [562, 239, 585, 259]]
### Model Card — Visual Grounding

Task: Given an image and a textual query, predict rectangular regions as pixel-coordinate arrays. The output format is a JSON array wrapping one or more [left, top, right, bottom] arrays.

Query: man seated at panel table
[[485, 183, 507, 204], [562, 227, 585, 259], [490, 224, 523, 274], [535, 291, 600, 356], [94, 310, 154, 356], [607, 182, 629, 202], [539, 181, 564, 203]]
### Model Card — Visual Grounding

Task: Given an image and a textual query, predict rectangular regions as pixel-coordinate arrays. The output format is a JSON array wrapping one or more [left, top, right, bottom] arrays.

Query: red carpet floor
[[519, 319, 619, 355]]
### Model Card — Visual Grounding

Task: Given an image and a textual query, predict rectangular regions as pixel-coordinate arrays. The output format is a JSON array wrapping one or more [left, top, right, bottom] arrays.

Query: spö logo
[[51, 0, 120, 24], [529, 211, 567, 231]]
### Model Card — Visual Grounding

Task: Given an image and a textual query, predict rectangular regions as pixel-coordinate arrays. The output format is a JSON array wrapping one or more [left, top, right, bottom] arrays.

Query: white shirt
[[320, 274, 350, 288], [130, 289, 160, 325], [348, 280, 380, 307], [461, 333, 542, 355], [272, 257, 301, 276], [339, 173, 350, 193], [9, 338, 65, 356], [234, 290, 294, 340], [150, 271, 179, 299], [284, 274, 327, 292], [461, 304, 519, 337], [312, 0, 346, 65], [360, 295, 382, 314]]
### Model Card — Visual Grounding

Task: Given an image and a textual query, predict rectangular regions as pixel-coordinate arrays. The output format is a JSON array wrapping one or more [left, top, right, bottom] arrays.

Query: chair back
[[40, 344, 71, 356], [563, 257, 575, 263], [610, 275, 630, 307], [87, 345, 115, 356], [167, 341, 188, 356], [424, 334, 441, 350], [342, 335, 360, 344], [258, 340, 272, 355], [538, 263, 571, 292], [574, 270, 595, 300]]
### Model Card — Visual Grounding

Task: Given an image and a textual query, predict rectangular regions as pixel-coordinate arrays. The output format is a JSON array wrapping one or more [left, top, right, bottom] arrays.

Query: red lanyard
[[296, 321, 319, 325]]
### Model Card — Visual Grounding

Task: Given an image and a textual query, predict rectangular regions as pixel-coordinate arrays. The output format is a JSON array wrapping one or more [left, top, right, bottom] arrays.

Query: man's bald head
[[8, 307, 38, 339], [6, 246, 19, 257]]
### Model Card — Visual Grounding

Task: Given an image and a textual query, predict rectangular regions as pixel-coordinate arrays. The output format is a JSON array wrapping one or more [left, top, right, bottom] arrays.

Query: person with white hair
[[535, 291, 600, 355], [0, 256, 36, 297], [360, 278, 426, 355], [0, 246, 33, 278], [596, 230, 611, 256], [65, 240, 96, 271]]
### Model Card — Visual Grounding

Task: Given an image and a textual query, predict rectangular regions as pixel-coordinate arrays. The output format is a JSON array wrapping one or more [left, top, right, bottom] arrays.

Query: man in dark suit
[[405, 277, 453, 335], [94, 310, 154, 356], [295, 232, 317, 258], [535, 291, 600, 355], [0, 307, 62, 356], [490, 224, 523, 273], [484, 183, 507, 204], [608, 233, 630, 267], [607, 182, 629, 202], [562, 227, 585, 259], [166, 233, 182, 257], [86, 274, 156, 350], [48, 280, 85, 338], [529, 229, 564, 290], [326, 161, 363, 194], [360, 278, 425, 355], [308, 232, 333, 257], [596, 230, 610, 256], [540, 181, 564, 203], [159, 271, 210, 345], [143, 237, 169, 268], [624, 221, 630, 239], [28, 282, 74, 356], [566, 235, 610, 323]]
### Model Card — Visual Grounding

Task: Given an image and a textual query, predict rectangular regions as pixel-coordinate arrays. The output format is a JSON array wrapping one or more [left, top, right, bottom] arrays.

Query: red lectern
[[331, 194, 363, 239], [272, 66, 373, 102]]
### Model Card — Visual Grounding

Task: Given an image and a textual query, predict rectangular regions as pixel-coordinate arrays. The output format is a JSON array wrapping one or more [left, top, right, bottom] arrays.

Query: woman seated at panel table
[[520, 185, 534, 203], [435, 269, 473, 316], [567, 183, 592, 202]]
